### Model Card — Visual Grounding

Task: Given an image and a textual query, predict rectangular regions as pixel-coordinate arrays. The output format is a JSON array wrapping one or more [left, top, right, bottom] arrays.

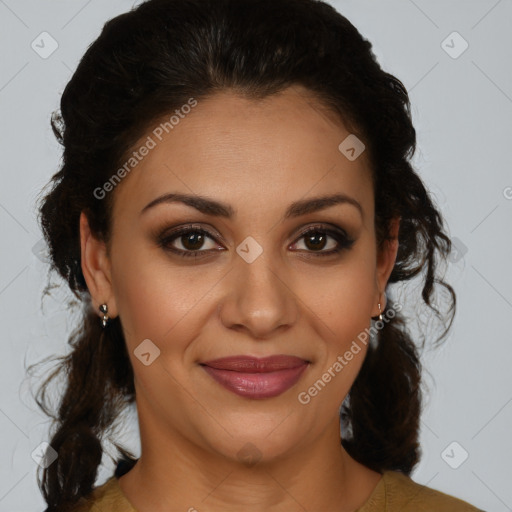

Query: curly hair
[[32, 0, 456, 510]]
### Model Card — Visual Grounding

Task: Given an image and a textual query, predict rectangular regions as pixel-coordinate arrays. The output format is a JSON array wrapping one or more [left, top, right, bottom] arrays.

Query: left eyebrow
[[283, 193, 363, 220], [139, 192, 363, 220]]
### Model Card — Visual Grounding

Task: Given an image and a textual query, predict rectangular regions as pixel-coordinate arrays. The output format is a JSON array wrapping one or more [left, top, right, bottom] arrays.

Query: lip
[[200, 355, 310, 399]]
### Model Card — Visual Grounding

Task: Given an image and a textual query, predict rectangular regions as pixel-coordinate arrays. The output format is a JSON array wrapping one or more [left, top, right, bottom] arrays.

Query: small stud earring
[[99, 303, 109, 328]]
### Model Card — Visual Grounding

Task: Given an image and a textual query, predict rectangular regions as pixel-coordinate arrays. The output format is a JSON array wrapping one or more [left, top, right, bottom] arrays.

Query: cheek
[[111, 233, 377, 355], [313, 258, 375, 333], [304, 253, 375, 391], [110, 246, 217, 350], [300, 271, 373, 409]]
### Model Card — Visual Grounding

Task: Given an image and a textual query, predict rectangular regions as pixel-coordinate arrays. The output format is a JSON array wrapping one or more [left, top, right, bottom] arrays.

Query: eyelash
[[157, 223, 355, 260]]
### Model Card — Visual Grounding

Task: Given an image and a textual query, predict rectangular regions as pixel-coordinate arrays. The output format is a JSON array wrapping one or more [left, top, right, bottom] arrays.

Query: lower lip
[[201, 363, 309, 399]]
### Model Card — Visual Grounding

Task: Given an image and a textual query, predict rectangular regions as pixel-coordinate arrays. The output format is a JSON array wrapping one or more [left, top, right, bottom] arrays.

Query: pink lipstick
[[200, 355, 309, 399]]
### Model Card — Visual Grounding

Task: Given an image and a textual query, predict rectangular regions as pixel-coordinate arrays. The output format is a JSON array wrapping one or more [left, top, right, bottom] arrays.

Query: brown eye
[[290, 225, 355, 256], [157, 223, 355, 260], [158, 226, 221, 259], [302, 231, 331, 251], [178, 231, 208, 251]]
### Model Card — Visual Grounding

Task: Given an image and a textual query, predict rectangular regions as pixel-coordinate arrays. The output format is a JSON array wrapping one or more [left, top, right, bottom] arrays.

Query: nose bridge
[[219, 235, 298, 337], [237, 235, 281, 295]]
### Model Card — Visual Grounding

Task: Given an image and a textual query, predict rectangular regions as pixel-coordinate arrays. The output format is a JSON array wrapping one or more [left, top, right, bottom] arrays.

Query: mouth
[[200, 355, 310, 399]]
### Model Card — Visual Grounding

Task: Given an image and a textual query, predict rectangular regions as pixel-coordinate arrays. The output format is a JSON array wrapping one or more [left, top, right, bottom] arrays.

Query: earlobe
[[79, 211, 118, 319]]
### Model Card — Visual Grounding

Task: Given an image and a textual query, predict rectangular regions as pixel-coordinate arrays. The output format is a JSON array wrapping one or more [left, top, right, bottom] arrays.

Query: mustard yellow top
[[74, 470, 484, 511]]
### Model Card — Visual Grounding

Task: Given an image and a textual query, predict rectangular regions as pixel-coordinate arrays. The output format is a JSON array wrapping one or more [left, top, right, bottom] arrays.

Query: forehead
[[111, 86, 373, 223]]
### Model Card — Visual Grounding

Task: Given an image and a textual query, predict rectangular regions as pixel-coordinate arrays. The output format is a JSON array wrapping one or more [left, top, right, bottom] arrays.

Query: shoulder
[[71, 476, 136, 511], [377, 470, 484, 511]]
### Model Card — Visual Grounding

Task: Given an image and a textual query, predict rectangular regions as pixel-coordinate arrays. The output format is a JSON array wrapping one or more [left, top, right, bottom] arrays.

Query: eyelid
[[157, 222, 225, 243], [156, 221, 355, 259], [157, 222, 350, 243], [289, 223, 355, 253], [157, 224, 224, 251], [293, 222, 349, 239]]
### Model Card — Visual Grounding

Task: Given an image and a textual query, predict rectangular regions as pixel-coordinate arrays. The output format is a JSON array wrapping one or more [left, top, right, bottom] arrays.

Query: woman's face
[[81, 85, 399, 464]]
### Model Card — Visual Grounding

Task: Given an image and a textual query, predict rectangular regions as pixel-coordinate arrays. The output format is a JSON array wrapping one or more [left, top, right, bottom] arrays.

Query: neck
[[118, 408, 381, 512]]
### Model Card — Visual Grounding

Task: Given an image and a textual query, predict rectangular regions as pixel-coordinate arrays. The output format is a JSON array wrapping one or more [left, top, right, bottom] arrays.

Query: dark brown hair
[[32, 0, 456, 509]]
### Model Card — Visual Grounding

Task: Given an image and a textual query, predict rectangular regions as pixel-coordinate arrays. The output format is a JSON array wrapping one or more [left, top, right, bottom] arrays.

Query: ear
[[372, 216, 400, 316], [79, 211, 118, 320]]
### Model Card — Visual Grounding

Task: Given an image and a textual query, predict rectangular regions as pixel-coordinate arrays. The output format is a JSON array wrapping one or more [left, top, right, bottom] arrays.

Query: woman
[[34, 0, 483, 510]]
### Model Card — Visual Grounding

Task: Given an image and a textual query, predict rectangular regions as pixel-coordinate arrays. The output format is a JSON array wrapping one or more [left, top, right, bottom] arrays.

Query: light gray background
[[1, 1, 511, 510]]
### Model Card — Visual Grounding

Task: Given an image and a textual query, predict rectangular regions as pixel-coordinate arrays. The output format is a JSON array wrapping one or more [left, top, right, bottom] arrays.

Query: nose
[[217, 244, 299, 340]]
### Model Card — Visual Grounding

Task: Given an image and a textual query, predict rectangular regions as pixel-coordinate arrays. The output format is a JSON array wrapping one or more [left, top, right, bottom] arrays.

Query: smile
[[200, 355, 310, 399]]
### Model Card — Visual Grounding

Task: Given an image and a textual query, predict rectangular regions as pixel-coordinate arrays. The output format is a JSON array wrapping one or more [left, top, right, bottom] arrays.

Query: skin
[[80, 85, 400, 512]]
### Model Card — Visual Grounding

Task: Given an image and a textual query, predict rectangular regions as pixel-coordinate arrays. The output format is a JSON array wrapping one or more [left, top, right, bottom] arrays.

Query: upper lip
[[200, 355, 309, 373]]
